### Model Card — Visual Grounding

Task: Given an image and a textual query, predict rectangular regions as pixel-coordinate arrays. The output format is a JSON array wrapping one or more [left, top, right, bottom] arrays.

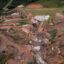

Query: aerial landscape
[[0, 0, 64, 64]]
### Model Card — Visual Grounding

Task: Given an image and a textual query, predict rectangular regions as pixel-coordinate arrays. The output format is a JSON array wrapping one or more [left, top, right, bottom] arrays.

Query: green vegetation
[[0, 0, 64, 10], [0, 0, 64, 15], [37, 0, 64, 7], [0, 53, 13, 64], [50, 29, 57, 42], [0, 0, 37, 10], [28, 61, 34, 64], [19, 20, 29, 25], [25, 8, 64, 15], [3, 0, 13, 11], [0, 19, 4, 23]]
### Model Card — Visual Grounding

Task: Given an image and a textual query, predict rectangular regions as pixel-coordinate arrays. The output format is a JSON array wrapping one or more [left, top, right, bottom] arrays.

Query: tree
[[3, 0, 13, 11], [0, 0, 63, 11]]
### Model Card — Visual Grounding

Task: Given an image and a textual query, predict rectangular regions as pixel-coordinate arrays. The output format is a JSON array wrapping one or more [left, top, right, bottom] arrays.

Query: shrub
[[0, 19, 4, 23], [50, 29, 57, 42], [0, 53, 13, 64], [19, 21, 29, 25]]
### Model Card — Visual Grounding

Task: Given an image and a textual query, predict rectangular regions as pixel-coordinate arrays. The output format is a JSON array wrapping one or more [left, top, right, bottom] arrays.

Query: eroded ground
[[0, 7, 64, 64]]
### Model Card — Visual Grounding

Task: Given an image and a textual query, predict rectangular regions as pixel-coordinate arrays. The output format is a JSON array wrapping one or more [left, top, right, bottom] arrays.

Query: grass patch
[[19, 20, 29, 26], [50, 29, 57, 42], [25, 8, 64, 15]]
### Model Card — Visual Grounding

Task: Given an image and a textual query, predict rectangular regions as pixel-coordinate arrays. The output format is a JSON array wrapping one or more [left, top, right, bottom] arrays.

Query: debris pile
[[0, 7, 64, 64]]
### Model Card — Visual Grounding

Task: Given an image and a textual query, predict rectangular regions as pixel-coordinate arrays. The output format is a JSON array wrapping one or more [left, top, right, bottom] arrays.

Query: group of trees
[[37, 0, 64, 7], [0, 0, 64, 10], [0, 0, 38, 14], [0, 0, 37, 10]]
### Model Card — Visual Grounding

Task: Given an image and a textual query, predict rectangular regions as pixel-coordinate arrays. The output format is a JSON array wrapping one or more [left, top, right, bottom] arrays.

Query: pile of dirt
[[26, 3, 43, 9]]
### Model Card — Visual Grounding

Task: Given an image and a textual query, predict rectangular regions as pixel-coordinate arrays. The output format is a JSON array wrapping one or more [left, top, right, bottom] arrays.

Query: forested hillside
[[37, 0, 64, 7], [0, 0, 37, 9], [0, 0, 64, 10]]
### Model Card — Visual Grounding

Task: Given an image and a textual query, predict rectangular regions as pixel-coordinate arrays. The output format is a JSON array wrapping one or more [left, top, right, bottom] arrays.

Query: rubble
[[0, 7, 64, 64]]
